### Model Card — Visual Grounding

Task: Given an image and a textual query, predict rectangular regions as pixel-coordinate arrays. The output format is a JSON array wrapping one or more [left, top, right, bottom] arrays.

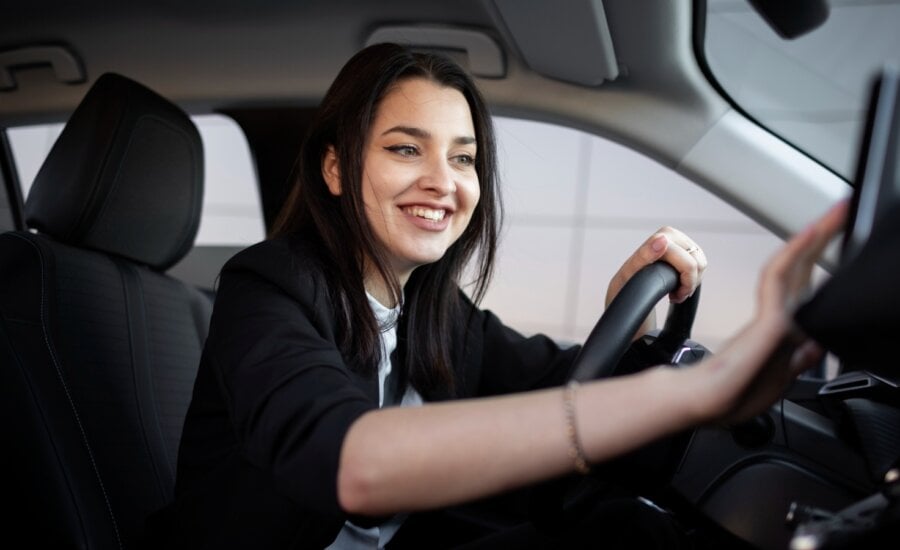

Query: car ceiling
[[1, 0, 728, 171]]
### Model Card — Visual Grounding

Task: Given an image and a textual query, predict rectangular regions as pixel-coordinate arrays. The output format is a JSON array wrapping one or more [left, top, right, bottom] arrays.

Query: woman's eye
[[454, 154, 476, 166], [386, 145, 418, 157]]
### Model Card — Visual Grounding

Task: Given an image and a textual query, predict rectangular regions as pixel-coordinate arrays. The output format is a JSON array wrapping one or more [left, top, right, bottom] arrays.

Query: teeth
[[405, 206, 446, 221]]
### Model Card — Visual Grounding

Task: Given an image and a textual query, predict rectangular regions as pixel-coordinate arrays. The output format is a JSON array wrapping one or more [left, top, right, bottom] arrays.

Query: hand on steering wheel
[[606, 227, 708, 308], [570, 261, 701, 381]]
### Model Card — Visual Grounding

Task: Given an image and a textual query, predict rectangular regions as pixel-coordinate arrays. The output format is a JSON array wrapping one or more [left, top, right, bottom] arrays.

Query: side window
[[6, 123, 64, 198], [191, 115, 265, 246], [486, 116, 798, 353]]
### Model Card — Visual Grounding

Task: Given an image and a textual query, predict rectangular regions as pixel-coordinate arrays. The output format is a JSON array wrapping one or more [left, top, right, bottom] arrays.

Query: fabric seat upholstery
[[0, 73, 211, 549]]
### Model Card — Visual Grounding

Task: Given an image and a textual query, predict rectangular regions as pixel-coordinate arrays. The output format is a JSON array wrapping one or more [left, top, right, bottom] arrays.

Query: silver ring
[[685, 245, 700, 255]]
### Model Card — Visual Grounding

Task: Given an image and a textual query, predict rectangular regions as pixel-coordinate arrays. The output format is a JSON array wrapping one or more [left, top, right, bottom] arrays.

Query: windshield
[[704, 0, 900, 181]]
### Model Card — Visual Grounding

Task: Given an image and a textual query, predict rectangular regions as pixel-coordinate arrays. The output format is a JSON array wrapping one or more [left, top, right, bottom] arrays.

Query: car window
[[6, 114, 265, 246], [6, 122, 63, 196], [704, 0, 900, 180], [485, 116, 818, 354], [7, 112, 820, 356]]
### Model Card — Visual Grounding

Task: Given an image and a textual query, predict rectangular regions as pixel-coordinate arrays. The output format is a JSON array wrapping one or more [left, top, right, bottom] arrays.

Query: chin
[[405, 249, 450, 270]]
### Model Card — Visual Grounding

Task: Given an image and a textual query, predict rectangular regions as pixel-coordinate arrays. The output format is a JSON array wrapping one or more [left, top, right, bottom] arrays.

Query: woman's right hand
[[685, 200, 848, 425]]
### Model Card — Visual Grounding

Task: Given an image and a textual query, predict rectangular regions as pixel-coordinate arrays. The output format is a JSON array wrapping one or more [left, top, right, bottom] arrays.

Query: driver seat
[[0, 73, 210, 548]]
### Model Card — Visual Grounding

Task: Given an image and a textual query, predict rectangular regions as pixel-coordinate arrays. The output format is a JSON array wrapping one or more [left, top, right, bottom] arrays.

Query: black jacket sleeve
[[206, 256, 377, 518], [172, 237, 380, 535]]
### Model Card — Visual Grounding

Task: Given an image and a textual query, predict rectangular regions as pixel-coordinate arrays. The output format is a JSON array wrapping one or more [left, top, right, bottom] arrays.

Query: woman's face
[[328, 77, 481, 282]]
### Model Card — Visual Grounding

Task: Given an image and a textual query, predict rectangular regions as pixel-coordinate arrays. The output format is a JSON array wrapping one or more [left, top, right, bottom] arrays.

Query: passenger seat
[[0, 73, 210, 549]]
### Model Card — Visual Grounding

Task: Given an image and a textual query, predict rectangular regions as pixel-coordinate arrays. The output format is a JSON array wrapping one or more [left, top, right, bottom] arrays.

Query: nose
[[418, 156, 456, 195]]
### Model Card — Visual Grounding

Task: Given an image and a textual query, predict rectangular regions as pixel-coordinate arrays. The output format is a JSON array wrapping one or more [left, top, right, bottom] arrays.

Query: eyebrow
[[381, 125, 476, 146]]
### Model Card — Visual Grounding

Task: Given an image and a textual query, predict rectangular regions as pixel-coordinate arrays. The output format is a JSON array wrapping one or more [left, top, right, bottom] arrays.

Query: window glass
[[484, 116, 808, 354], [6, 113, 265, 246], [7, 112, 822, 356], [7, 123, 63, 197], [191, 115, 265, 245], [704, 0, 900, 180]]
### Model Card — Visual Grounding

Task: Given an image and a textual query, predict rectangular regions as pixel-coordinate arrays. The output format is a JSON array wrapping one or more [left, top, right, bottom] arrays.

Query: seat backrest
[[0, 73, 211, 549]]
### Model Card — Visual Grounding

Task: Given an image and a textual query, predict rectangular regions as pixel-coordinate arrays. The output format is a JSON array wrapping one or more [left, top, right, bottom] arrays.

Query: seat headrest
[[25, 72, 203, 271]]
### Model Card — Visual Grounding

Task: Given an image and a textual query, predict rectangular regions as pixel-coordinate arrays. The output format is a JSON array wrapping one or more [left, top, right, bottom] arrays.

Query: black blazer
[[148, 235, 579, 549]]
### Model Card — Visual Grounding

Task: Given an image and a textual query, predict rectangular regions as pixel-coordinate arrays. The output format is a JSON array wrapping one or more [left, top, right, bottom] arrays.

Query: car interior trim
[[0, 44, 86, 91], [365, 25, 506, 78], [677, 109, 849, 266]]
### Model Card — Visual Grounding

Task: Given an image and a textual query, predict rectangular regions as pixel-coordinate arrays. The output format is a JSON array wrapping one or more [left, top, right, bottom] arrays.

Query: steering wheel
[[569, 261, 701, 381]]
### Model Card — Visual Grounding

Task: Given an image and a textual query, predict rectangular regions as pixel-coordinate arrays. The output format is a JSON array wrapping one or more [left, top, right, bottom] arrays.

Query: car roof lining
[[0, 1, 715, 167]]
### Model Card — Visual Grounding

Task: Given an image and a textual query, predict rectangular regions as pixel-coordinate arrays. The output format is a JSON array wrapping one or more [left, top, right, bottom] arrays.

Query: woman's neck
[[364, 270, 410, 309]]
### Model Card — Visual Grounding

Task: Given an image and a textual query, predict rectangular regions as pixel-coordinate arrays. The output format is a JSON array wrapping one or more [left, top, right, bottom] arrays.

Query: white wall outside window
[[484, 116, 791, 352], [8, 114, 801, 354]]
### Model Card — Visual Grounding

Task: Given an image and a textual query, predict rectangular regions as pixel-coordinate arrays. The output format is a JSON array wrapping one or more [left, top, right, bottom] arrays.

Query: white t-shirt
[[326, 293, 423, 550]]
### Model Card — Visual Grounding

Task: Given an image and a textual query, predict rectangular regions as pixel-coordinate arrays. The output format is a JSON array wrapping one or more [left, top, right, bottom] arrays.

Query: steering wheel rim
[[568, 261, 701, 381]]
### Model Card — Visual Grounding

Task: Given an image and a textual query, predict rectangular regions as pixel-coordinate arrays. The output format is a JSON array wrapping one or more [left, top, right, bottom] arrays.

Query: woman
[[154, 43, 846, 549]]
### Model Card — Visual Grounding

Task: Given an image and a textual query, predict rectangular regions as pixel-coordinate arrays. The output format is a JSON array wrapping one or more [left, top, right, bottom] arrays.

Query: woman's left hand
[[605, 227, 708, 337]]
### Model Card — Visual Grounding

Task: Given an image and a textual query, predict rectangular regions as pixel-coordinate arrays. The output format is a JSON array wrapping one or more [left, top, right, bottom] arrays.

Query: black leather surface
[[0, 73, 211, 549], [25, 73, 203, 271]]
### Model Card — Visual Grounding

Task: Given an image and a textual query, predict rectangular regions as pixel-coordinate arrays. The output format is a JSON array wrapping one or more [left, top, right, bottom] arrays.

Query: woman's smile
[[402, 205, 448, 223]]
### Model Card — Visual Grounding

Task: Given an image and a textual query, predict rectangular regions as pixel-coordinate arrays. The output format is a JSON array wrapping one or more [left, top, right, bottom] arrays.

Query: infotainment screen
[[841, 65, 900, 264]]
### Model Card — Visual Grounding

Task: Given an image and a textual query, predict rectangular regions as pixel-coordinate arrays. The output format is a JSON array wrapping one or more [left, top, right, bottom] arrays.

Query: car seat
[[0, 72, 210, 549]]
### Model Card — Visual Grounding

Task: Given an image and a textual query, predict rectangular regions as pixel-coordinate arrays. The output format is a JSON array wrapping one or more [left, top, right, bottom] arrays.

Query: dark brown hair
[[271, 43, 500, 398]]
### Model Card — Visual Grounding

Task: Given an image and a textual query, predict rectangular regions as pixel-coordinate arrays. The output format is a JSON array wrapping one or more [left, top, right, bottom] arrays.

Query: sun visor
[[794, 208, 900, 373], [493, 0, 618, 86]]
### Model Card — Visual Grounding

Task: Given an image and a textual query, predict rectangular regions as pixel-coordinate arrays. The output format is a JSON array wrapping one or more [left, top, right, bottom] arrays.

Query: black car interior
[[0, 72, 211, 548], [670, 66, 900, 549], [1, 50, 900, 550]]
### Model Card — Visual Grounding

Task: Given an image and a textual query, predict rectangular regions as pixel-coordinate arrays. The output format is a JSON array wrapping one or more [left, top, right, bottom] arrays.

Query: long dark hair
[[271, 43, 500, 398]]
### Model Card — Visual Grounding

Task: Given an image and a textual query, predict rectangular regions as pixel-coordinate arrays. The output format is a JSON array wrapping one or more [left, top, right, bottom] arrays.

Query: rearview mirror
[[747, 0, 829, 39]]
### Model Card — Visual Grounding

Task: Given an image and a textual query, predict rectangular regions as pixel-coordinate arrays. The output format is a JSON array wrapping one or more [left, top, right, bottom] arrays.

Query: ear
[[321, 146, 342, 196]]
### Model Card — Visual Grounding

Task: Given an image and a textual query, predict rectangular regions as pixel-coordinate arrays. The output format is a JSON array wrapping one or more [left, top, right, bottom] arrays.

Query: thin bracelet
[[563, 380, 591, 475]]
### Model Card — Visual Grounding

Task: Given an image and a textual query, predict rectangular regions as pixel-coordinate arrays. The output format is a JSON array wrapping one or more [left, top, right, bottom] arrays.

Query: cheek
[[361, 169, 395, 211], [465, 177, 481, 213], [456, 180, 481, 233], [369, 166, 418, 207]]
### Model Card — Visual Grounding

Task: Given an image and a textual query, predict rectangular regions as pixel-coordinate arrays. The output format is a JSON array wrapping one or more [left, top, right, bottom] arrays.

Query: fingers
[[605, 233, 667, 306], [759, 200, 849, 313], [789, 340, 824, 376], [771, 199, 848, 272], [694, 202, 846, 425], [651, 227, 708, 303], [606, 227, 708, 307]]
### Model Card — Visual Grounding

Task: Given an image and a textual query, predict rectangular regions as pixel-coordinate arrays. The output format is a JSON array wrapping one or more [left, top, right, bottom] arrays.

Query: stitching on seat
[[117, 259, 171, 497], [11, 232, 124, 550]]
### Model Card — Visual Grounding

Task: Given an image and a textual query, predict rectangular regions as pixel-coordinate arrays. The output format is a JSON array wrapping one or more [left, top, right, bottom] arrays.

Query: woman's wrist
[[643, 364, 708, 432]]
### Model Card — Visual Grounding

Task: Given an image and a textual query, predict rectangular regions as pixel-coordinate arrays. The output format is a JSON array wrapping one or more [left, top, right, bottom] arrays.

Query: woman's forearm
[[337, 366, 694, 516]]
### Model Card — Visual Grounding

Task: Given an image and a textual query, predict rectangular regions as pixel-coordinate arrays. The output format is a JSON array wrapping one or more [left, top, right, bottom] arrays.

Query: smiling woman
[[135, 42, 850, 550]]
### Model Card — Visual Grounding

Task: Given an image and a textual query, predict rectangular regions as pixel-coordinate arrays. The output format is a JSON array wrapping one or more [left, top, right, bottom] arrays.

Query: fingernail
[[651, 235, 667, 253]]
